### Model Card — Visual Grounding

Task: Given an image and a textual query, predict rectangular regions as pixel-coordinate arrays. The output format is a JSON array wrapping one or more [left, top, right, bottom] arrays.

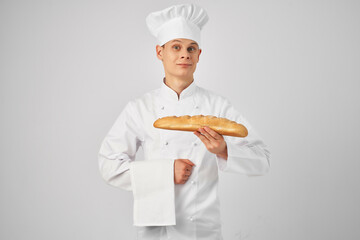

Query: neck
[[163, 75, 194, 99]]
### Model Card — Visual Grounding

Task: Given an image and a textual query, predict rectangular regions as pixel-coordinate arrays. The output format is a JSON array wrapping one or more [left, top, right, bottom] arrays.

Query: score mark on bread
[[153, 115, 248, 137]]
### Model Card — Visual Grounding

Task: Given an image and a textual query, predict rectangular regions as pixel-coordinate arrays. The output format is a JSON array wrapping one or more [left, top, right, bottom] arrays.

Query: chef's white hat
[[146, 3, 209, 48]]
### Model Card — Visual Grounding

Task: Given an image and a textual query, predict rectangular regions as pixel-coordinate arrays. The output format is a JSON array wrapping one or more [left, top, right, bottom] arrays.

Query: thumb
[[181, 159, 195, 167]]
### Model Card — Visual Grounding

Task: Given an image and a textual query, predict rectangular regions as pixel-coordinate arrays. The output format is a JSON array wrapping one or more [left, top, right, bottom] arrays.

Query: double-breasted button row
[[163, 141, 198, 146], [160, 105, 200, 110]]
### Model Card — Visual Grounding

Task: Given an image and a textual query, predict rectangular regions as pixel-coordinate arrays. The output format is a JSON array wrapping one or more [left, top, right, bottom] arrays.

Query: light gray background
[[1, 0, 359, 239]]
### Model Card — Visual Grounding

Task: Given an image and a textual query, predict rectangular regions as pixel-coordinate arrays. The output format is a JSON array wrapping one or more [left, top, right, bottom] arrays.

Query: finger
[[204, 126, 221, 140], [182, 159, 196, 167], [194, 130, 210, 144], [199, 128, 214, 142]]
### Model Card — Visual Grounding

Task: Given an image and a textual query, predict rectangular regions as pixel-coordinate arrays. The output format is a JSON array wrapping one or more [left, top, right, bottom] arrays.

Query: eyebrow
[[171, 40, 198, 46]]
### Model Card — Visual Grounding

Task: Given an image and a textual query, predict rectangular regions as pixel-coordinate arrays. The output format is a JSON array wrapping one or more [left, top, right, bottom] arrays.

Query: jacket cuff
[[130, 159, 176, 226], [216, 141, 270, 175]]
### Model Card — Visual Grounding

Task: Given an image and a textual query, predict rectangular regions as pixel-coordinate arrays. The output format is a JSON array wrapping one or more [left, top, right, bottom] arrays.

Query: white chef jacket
[[98, 78, 270, 240]]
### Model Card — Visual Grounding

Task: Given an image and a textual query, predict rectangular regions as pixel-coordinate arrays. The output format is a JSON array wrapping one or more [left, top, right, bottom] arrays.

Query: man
[[98, 3, 270, 240]]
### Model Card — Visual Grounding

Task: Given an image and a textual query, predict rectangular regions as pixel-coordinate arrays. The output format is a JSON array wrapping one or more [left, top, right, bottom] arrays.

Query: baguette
[[153, 115, 248, 137]]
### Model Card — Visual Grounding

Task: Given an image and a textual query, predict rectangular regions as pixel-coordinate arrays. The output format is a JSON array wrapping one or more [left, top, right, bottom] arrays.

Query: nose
[[180, 49, 190, 59]]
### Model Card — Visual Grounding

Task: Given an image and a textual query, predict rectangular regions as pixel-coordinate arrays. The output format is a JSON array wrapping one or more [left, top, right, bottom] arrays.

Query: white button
[[164, 141, 168, 146], [161, 106, 164, 110], [193, 142, 198, 146], [195, 105, 199, 109], [189, 216, 195, 221], [191, 180, 195, 184]]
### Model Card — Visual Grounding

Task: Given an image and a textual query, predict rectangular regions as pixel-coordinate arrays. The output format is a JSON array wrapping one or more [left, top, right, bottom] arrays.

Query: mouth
[[177, 63, 193, 67]]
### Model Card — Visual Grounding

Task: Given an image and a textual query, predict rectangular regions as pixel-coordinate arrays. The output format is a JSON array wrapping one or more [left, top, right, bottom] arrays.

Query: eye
[[187, 46, 197, 52], [172, 45, 181, 50]]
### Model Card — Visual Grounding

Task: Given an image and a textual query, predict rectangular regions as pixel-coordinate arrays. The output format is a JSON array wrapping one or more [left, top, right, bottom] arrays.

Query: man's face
[[156, 38, 202, 79]]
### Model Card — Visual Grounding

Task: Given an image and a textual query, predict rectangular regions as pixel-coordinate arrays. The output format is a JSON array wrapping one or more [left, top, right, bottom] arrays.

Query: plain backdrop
[[1, 0, 359, 239]]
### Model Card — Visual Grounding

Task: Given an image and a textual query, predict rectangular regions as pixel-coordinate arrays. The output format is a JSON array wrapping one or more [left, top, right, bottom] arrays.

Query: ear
[[156, 45, 164, 61], [197, 49, 202, 63]]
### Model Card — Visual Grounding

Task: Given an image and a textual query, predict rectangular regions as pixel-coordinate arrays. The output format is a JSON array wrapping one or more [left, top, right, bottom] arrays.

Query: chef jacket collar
[[160, 77, 197, 101]]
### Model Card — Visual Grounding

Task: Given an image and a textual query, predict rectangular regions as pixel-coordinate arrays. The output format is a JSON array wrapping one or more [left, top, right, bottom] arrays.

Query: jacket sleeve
[[215, 98, 271, 176], [98, 101, 176, 226]]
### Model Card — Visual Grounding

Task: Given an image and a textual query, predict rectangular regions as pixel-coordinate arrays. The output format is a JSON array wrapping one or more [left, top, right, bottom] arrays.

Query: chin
[[177, 69, 195, 77], [176, 73, 194, 79]]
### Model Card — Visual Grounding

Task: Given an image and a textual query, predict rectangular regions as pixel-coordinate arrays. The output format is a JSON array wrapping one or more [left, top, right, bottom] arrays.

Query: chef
[[98, 3, 270, 240]]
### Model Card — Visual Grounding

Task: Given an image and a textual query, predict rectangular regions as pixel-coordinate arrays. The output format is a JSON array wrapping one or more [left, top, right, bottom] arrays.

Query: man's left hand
[[194, 126, 228, 160]]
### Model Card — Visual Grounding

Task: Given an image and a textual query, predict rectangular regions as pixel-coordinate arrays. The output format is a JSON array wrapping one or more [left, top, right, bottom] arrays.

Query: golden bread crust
[[153, 115, 248, 137]]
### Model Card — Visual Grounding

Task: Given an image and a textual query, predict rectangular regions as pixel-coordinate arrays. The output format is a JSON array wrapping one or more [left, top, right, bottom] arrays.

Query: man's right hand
[[174, 159, 195, 184]]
